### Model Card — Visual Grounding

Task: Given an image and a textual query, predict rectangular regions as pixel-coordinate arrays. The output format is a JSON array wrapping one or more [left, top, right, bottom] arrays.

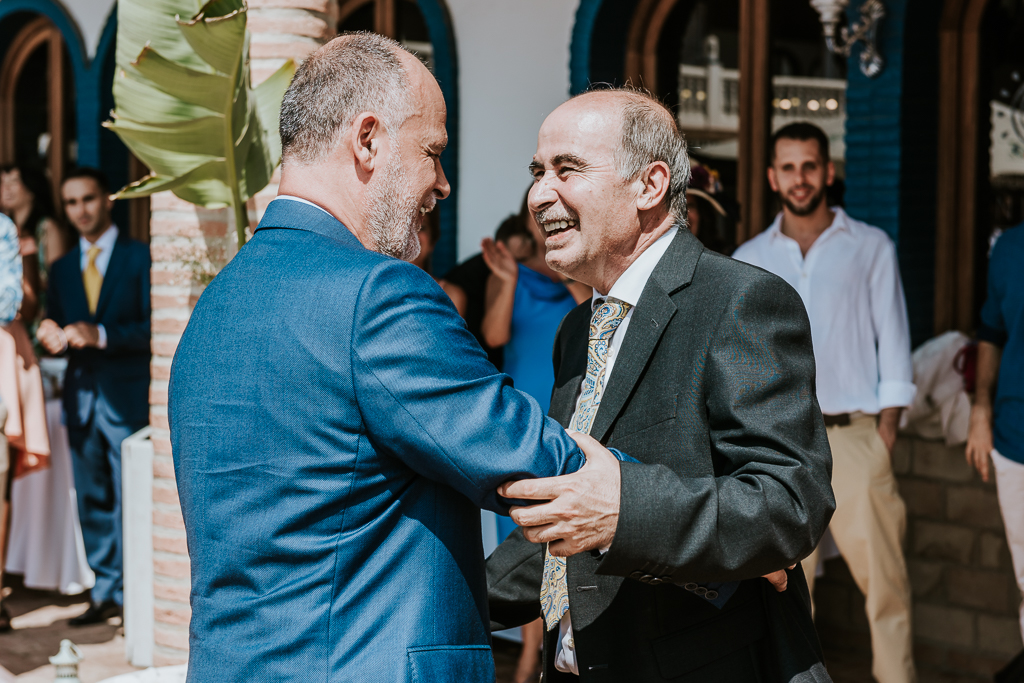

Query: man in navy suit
[[169, 33, 610, 682], [38, 167, 151, 625]]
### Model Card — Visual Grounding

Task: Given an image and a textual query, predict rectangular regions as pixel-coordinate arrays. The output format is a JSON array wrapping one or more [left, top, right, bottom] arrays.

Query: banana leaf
[[105, 0, 296, 247]]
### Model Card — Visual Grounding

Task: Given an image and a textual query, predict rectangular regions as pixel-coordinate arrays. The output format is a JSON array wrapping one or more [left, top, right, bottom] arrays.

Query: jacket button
[[648, 577, 664, 585], [640, 574, 654, 583], [694, 586, 708, 596], [684, 583, 698, 591], [705, 590, 719, 600], [630, 571, 643, 580]]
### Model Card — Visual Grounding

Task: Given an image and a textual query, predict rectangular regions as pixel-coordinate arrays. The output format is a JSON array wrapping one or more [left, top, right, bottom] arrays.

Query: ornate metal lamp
[[810, 0, 885, 77]]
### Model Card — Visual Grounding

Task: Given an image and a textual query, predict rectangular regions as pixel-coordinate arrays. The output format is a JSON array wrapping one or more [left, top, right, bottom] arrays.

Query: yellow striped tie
[[83, 246, 102, 315]]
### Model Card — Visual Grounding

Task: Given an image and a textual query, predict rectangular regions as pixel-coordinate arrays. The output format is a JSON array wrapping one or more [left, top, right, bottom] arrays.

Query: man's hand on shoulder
[[499, 431, 621, 557]]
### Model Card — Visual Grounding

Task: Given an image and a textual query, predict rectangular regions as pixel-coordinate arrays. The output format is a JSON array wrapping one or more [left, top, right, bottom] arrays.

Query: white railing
[[677, 61, 847, 160]]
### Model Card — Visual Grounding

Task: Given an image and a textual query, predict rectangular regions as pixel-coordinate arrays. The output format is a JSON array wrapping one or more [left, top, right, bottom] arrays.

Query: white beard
[[366, 152, 422, 261]]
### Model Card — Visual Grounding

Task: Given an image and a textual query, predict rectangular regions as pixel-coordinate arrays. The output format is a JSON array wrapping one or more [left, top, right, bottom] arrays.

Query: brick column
[[147, 2, 337, 665]]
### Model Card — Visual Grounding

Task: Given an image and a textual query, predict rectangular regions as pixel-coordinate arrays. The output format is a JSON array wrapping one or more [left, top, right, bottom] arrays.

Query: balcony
[[677, 62, 847, 161]]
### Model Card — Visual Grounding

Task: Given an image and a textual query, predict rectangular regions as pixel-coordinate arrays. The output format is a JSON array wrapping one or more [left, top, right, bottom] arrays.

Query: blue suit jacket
[[169, 200, 585, 682], [48, 232, 151, 430]]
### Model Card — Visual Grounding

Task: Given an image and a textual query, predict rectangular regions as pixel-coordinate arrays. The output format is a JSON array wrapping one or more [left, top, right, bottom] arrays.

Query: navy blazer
[[169, 200, 585, 682], [48, 232, 151, 429]]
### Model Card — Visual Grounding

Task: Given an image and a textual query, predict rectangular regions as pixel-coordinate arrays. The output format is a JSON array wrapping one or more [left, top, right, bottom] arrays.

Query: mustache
[[534, 207, 579, 225], [786, 185, 816, 198]]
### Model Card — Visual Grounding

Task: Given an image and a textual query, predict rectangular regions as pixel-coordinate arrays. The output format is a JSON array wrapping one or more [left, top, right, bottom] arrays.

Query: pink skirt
[[0, 319, 50, 476]]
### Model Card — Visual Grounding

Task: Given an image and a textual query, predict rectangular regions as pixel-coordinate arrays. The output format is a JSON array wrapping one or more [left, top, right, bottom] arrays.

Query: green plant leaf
[[110, 0, 297, 248]]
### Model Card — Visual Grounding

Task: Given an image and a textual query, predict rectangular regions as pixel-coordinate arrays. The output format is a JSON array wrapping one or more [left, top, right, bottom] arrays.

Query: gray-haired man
[[486, 89, 835, 682]]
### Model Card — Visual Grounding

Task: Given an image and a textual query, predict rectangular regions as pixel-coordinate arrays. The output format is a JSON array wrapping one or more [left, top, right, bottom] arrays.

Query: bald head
[[280, 32, 429, 165], [564, 89, 690, 220]]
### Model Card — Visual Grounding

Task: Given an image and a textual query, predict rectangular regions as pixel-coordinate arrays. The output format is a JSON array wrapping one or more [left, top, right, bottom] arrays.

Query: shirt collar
[[276, 195, 334, 217], [80, 224, 119, 254], [591, 227, 678, 310], [767, 206, 852, 241]]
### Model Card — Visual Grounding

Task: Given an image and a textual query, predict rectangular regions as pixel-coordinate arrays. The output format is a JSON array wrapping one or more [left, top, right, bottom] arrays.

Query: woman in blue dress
[[480, 204, 590, 683]]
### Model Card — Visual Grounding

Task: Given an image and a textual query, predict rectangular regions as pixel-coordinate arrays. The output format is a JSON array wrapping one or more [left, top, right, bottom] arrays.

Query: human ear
[[826, 160, 836, 187], [636, 161, 670, 212], [767, 166, 780, 193], [351, 113, 383, 173]]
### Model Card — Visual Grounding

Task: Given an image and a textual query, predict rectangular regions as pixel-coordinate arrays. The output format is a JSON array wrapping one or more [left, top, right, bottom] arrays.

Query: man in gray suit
[[487, 89, 835, 682]]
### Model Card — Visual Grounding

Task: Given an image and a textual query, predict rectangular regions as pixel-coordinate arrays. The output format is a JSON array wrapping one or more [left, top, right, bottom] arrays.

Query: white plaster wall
[[446, 0, 579, 261], [56, 0, 116, 59]]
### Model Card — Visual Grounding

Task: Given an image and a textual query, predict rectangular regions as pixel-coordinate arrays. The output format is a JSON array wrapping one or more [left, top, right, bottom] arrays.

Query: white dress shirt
[[731, 208, 915, 414], [554, 227, 678, 675], [79, 225, 119, 349]]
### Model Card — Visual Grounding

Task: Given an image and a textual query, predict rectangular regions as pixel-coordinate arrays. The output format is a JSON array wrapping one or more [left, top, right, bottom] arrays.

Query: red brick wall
[[147, 1, 337, 665]]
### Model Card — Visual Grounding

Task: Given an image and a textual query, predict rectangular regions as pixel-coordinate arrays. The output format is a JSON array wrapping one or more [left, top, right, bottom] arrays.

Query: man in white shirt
[[733, 122, 917, 683], [37, 168, 151, 626], [488, 90, 835, 683]]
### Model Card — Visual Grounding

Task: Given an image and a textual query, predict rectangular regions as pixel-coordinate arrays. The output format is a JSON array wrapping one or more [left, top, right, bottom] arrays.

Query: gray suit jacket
[[487, 229, 835, 683]]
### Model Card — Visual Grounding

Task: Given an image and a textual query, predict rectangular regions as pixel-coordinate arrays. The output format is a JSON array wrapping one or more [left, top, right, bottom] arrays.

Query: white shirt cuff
[[878, 381, 916, 410], [96, 324, 108, 349]]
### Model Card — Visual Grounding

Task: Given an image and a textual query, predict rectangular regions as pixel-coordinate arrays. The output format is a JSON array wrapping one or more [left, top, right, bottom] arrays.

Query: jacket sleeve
[[104, 245, 152, 353], [598, 273, 835, 583], [486, 527, 545, 631], [351, 259, 585, 514]]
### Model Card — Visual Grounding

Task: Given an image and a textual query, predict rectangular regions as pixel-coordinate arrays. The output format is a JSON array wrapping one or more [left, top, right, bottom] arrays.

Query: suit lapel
[[61, 245, 92, 322], [94, 238, 129, 320], [548, 306, 589, 426], [589, 229, 704, 443]]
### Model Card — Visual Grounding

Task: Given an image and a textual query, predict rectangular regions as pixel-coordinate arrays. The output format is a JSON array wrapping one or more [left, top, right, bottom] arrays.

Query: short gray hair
[[601, 89, 690, 221], [280, 32, 413, 165]]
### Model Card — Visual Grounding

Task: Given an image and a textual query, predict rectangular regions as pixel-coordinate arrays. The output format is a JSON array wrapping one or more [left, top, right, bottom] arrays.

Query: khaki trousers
[[801, 414, 916, 683]]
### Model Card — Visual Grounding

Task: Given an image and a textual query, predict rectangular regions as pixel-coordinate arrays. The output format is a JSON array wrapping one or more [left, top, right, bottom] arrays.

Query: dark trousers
[[68, 411, 140, 605]]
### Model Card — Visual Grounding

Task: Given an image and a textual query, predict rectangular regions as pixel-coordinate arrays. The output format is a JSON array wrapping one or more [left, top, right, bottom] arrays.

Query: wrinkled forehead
[[535, 99, 620, 163]]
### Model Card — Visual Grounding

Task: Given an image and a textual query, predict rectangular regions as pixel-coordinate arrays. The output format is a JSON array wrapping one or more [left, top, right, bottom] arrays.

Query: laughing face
[[527, 95, 646, 292], [367, 51, 450, 261]]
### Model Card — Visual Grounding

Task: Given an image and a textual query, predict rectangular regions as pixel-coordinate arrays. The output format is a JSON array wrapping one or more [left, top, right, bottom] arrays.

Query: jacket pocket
[[609, 394, 678, 442], [407, 645, 494, 683]]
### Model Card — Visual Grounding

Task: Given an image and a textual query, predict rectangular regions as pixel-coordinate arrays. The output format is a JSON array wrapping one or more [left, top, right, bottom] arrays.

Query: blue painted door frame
[[0, 0, 117, 169]]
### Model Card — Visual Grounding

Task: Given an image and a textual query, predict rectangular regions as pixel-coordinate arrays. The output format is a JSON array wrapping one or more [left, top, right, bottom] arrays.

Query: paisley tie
[[539, 298, 632, 631]]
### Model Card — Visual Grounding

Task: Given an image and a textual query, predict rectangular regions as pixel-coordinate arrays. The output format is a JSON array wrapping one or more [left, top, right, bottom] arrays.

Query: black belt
[[822, 413, 851, 427]]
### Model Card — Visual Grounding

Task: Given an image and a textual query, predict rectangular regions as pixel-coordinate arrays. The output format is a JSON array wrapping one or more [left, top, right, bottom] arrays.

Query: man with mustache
[[487, 91, 835, 682], [733, 122, 918, 683], [169, 33, 615, 682]]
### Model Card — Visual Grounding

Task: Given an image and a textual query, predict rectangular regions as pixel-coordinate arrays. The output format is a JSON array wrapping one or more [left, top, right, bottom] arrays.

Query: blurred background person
[[36, 168, 150, 626], [685, 159, 734, 255], [479, 200, 590, 683], [966, 224, 1024, 673], [1, 165, 72, 308], [438, 215, 534, 372], [0, 212, 23, 632]]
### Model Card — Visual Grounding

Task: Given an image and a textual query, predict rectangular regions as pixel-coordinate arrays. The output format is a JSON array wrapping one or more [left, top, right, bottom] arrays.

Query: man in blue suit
[[37, 167, 151, 625], [169, 33, 604, 681]]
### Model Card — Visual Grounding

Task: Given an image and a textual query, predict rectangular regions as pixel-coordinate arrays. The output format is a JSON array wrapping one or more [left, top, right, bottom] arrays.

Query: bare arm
[[877, 406, 902, 454], [480, 238, 518, 348], [43, 218, 68, 266], [966, 341, 1001, 482], [19, 240, 40, 323], [438, 280, 467, 317]]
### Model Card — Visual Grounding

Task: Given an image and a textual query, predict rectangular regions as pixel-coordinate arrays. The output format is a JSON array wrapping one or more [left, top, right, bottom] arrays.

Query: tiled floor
[[0, 576, 140, 682]]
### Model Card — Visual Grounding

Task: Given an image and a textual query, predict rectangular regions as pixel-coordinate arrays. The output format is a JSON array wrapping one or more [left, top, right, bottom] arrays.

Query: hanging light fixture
[[810, 0, 885, 77]]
